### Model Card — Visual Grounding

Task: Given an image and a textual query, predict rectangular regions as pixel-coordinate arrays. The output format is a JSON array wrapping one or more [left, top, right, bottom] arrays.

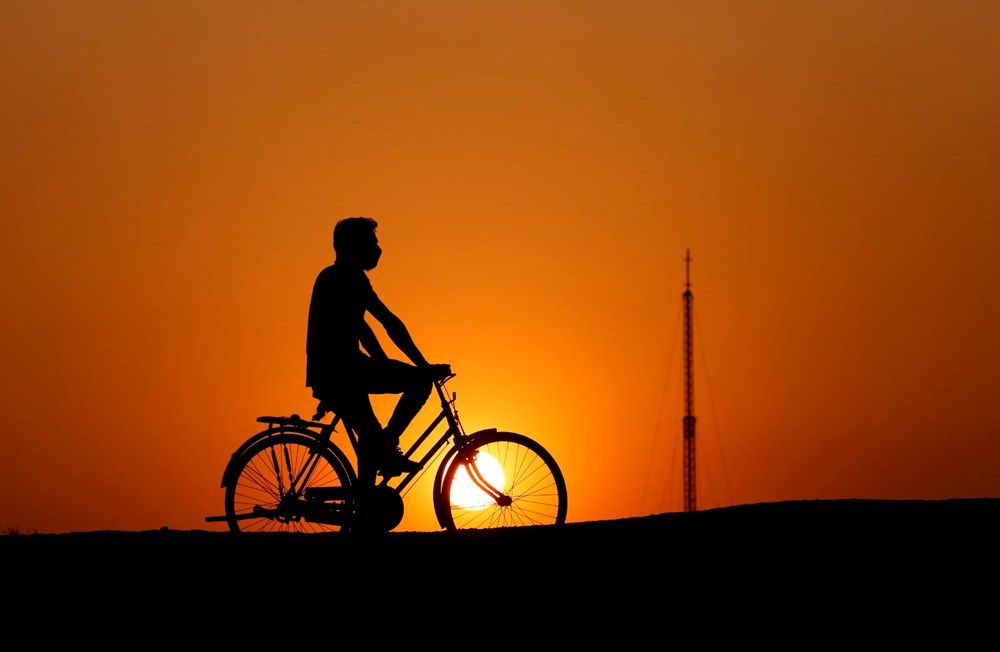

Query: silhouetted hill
[[9, 499, 998, 567], [9, 498, 997, 622], [9, 498, 997, 548]]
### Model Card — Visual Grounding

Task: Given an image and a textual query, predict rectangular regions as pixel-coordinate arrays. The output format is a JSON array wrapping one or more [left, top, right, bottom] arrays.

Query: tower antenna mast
[[683, 249, 697, 512]]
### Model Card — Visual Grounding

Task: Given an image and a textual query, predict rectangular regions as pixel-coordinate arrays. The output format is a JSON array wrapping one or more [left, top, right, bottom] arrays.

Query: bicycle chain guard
[[352, 485, 405, 533]]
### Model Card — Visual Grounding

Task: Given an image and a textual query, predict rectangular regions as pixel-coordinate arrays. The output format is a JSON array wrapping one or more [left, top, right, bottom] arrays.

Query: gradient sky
[[3, 1, 998, 534]]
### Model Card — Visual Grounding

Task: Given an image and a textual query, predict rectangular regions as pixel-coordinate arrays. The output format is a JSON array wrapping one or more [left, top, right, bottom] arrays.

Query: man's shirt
[[306, 263, 375, 389]]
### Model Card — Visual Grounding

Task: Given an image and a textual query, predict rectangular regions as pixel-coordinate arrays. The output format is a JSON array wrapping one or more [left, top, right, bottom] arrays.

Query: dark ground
[[7, 498, 997, 633]]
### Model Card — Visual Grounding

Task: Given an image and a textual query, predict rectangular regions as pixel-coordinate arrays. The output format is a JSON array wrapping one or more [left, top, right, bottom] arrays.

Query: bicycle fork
[[439, 382, 511, 507], [458, 446, 512, 507]]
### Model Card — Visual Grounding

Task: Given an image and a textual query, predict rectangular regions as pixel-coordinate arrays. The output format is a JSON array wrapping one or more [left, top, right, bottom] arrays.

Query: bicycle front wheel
[[224, 432, 355, 533], [435, 431, 568, 530]]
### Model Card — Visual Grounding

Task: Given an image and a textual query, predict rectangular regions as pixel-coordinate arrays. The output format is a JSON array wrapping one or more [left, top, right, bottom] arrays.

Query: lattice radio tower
[[682, 249, 697, 512]]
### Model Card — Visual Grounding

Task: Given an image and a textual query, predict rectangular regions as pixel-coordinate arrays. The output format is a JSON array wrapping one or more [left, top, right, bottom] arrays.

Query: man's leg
[[313, 385, 386, 484], [362, 358, 433, 445], [319, 358, 430, 477]]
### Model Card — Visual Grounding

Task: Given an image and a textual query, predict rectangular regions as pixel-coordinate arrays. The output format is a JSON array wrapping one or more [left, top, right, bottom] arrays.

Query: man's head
[[333, 216, 381, 270]]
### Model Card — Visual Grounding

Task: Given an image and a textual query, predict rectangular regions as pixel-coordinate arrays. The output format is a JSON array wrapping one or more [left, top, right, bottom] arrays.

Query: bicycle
[[205, 372, 568, 533]]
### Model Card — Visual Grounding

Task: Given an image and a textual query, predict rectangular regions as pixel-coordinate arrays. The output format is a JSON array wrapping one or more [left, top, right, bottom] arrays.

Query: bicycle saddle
[[312, 400, 337, 422]]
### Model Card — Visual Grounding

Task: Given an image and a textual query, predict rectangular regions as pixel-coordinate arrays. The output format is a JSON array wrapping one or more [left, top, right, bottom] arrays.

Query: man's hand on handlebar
[[425, 363, 452, 381]]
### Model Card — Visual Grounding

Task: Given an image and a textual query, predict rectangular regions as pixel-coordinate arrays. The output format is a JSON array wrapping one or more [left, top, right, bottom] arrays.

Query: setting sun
[[448, 452, 505, 510]]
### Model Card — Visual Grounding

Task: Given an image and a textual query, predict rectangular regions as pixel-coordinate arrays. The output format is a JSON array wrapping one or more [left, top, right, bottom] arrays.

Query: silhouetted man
[[306, 216, 450, 479]]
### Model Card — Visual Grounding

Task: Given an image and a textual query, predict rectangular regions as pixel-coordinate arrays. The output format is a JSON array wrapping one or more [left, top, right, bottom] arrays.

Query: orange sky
[[2, 1, 998, 534]]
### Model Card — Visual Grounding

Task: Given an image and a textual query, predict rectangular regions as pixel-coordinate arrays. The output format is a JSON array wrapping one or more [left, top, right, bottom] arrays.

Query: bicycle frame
[[361, 374, 505, 503], [388, 375, 490, 492], [211, 373, 507, 530]]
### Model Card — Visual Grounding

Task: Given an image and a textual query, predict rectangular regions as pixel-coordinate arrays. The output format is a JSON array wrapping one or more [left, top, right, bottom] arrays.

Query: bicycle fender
[[219, 425, 342, 488], [466, 427, 499, 440], [431, 427, 498, 490], [220, 426, 300, 486]]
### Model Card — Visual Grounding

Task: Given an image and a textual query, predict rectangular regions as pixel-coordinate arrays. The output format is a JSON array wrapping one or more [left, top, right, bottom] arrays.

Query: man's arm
[[367, 293, 429, 366], [358, 319, 388, 360]]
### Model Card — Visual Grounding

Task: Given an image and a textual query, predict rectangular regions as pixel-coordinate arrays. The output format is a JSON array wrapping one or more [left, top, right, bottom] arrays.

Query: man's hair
[[333, 216, 378, 257]]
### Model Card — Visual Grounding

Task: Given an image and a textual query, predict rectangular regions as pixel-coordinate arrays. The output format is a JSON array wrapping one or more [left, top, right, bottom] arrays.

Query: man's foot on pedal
[[378, 447, 420, 477]]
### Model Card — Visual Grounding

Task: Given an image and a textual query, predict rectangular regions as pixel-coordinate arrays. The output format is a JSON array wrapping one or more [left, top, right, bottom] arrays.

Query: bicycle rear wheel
[[435, 431, 568, 530], [224, 432, 355, 533]]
